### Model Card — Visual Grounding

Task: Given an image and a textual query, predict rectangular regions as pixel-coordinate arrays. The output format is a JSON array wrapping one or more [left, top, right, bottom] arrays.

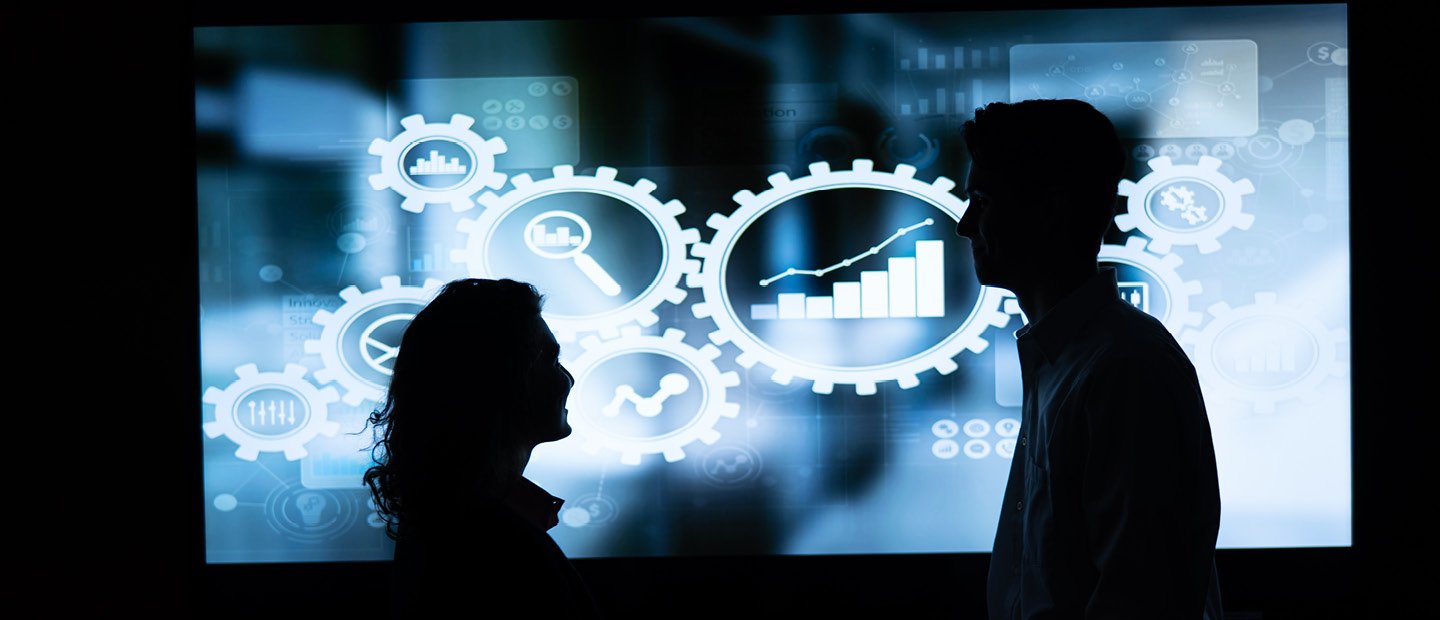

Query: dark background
[[67, 0, 1414, 617]]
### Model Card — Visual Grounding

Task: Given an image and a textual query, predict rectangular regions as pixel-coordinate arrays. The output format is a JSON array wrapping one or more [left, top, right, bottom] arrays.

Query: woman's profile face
[[523, 317, 574, 445]]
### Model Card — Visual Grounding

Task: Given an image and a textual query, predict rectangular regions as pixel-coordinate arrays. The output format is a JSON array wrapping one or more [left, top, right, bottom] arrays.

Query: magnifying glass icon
[[524, 210, 622, 297]]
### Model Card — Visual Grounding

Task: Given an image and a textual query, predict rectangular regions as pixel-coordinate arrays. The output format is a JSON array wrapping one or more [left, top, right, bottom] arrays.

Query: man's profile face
[[955, 158, 1035, 291]]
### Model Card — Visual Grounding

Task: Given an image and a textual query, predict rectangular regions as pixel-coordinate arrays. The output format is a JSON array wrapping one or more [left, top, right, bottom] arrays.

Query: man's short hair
[[960, 99, 1126, 250]]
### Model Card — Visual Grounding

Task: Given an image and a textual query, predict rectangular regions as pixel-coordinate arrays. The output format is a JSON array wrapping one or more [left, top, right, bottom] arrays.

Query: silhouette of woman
[[364, 278, 601, 618]]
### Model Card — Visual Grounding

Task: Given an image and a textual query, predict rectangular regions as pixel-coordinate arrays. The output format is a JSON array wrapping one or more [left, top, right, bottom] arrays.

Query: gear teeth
[[202, 364, 339, 462], [771, 371, 793, 385], [690, 241, 713, 259], [708, 329, 732, 345], [638, 311, 660, 326], [580, 335, 602, 350], [1117, 155, 1255, 253], [732, 190, 756, 206], [598, 326, 620, 339], [663, 447, 686, 462], [735, 351, 757, 367], [662, 199, 686, 217], [368, 113, 509, 214], [511, 173, 534, 188], [812, 380, 834, 394], [898, 374, 920, 389], [852, 159, 874, 172], [932, 176, 956, 193], [553, 165, 574, 178], [595, 166, 618, 181], [1187, 292, 1346, 414], [768, 172, 791, 187], [720, 371, 740, 388], [622, 326, 643, 339], [691, 301, 713, 318], [313, 367, 336, 383], [894, 164, 916, 179], [634, 178, 657, 195], [855, 381, 877, 395], [476, 192, 502, 210], [699, 344, 723, 362], [621, 453, 642, 466], [935, 358, 959, 375], [449, 113, 475, 129], [663, 288, 687, 304], [555, 329, 577, 343]]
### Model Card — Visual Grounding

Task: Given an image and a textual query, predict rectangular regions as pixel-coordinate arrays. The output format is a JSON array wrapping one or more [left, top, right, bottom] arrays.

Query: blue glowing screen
[[195, 4, 1350, 562]]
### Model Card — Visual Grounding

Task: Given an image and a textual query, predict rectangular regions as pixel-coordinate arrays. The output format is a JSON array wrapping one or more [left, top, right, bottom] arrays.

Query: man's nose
[[955, 208, 977, 239]]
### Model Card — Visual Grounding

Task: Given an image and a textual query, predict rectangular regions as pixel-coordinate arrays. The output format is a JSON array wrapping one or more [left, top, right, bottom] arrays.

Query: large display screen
[[195, 3, 1351, 563]]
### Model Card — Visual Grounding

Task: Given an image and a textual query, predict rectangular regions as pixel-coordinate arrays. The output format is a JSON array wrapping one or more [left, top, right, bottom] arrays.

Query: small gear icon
[[1115, 155, 1256, 254], [452, 165, 700, 342], [1180, 292, 1349, 414], [304, 276, 444, 406], [566, 327, 741, 465], [368, 113, 509, 214], [203, 363, 341, 461], [689, 159, 1012, 396], [1099, 236, 1204, 337]]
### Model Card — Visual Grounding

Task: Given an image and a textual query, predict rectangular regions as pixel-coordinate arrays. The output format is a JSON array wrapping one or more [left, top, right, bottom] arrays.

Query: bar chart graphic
[[530, 222, 584, 248], [1234, 340, 1298, 374], [408, 150, 468, 176], [751, 221, 946, 321]]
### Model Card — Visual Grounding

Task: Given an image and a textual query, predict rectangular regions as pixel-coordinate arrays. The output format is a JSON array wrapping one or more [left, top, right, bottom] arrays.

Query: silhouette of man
[[954, 99, 1223, 619], [365, 278, 601, 618]]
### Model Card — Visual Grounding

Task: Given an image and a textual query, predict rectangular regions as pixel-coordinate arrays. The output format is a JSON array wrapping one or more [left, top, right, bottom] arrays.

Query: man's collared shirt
[[988, 269, 1223, 619]]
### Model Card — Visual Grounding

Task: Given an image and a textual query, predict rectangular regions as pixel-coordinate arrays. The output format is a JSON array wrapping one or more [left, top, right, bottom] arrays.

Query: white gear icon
[[304, 276, 444, 406], [688, 159, 1013, 396], [452, 165, 700, 342], [1180, 292, 1349, 414], [203, 363, 341, 461], [567, 327, 740, 465], [1100, 236, 1204, 337], [1115, 155, 1256, 254], [368, 113, 509, 214]]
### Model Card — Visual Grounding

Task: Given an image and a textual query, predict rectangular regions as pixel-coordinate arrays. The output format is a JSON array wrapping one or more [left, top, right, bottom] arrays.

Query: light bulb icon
[[296, 492, 328, 527]]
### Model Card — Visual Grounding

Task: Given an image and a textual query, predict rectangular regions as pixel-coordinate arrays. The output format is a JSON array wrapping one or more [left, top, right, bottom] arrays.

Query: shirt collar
[[500, 476, 565, 531], [1015, 268, 1121, 365]]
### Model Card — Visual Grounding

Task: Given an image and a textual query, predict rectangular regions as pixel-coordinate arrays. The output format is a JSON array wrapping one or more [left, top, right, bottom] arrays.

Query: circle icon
[[262, 482, 359, 543], [932, 439, 960, 459], [553, 115, 574, 130], [529, 115, 550, 130], [994, 438, 1017, 459], [505, 116, 526, 130], [962, 418, 991, 438], [963, 439, 991, 459], [482, 99, 503, 115], [504, 98, 526, 114], [696, 443, 764, 487], [931, 419, 960, 438], [552, 81, 574, 96], [528, 81, 549, 97], [993, 417, 1021, 437], [524, 211, 621, 297]]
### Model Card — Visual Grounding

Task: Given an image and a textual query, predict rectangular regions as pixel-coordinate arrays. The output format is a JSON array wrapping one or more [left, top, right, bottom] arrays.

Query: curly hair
[[363, 278, 547, 540]]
